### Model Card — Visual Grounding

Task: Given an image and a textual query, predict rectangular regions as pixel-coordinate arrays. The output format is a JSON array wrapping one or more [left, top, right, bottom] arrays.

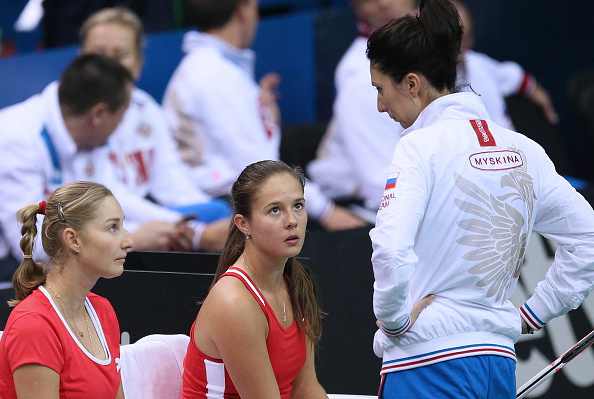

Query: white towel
[[120, 334, 190, 399]]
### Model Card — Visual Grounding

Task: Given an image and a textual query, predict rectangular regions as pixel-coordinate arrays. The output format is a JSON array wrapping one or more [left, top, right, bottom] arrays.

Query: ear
[[235, 0, 250, 22], [134, 56, 145, 81], [234, 214, 250, 236], [62, 227, 81, 254], [88, 102, 109, 127], [404, 73, 422, 97]]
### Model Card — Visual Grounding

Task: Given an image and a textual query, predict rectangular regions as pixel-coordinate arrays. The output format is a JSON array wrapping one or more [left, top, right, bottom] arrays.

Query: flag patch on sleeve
[[385, 172, 400, 190]]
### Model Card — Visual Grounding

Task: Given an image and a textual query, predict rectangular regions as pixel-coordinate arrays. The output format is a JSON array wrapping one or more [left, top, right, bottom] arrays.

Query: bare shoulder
[[196, 274, 268, 359], [202, 275, 265, 325]]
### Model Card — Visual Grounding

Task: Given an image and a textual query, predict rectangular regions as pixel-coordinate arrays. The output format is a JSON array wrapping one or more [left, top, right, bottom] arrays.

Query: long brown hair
[[214, 160, 324, 343], [9, 181, 114, 306]]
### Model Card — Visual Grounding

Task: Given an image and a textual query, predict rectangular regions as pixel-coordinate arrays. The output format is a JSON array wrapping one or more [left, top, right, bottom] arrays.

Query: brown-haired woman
[[182, 160, 328, 399], [0, 181, 133, 398], [367, 0, 594, 398]]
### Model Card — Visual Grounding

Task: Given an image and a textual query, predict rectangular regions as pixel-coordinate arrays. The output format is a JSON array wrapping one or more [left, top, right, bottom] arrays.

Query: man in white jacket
[[308, 0, 416, 218], [0, 54, 133, 281], [162, 0, 366, 231]]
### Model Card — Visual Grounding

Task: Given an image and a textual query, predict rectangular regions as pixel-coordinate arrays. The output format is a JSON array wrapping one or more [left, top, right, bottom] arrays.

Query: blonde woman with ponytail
[[0, 181, 132, 399]]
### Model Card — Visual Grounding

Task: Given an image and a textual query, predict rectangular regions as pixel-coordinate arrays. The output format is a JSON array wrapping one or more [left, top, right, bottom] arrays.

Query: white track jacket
[[371, 92, 594, 374]]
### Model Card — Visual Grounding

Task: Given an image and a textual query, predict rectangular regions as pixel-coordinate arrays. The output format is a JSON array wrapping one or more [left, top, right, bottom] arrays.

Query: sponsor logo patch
[[469, 150, 523, 171], [470, 119, 496, 147]]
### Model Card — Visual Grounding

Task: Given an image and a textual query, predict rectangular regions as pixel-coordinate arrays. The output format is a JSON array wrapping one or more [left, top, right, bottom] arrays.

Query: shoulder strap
[[221, 267, 267, 312]]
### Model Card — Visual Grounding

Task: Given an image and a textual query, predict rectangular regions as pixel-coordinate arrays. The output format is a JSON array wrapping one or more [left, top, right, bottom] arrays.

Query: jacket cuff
[[189, 221, 206, 251], [519, 73, 537, 97], [380, 317, 411, 337], [519, 301, 547, 331]]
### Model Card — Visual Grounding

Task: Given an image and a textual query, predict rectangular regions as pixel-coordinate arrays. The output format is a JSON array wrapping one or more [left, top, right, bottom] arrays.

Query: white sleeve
[[163, 68, 279, 194], [108, 180, 182, 226], [0, 136, 49, 261], [520, 148, 594, 331], [469, 51, 530, 97], [140, 101, 211, 206], [369, 139, 428, 336], [199, 88, 279, 174], [307, 118, 359, 200], [162, 75, 237, 194]]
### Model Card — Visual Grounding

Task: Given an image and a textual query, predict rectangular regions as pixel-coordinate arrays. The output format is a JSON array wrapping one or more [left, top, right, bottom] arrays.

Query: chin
[[106, 265, 125, 279], [287, 245, 304, 259]]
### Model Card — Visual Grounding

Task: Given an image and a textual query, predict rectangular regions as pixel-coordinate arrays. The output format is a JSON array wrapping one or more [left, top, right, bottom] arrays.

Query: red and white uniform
[[0, 287, 121, 398], [105, 86, 214, 246], [182, 267, 306, 399]]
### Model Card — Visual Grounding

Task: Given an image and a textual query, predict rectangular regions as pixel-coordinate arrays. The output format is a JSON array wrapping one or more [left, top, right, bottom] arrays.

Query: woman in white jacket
[[367, 0, 594, 398]]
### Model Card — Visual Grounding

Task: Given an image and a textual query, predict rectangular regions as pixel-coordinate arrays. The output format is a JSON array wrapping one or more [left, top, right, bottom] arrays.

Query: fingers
[[376, 294, 436, 332], [322, 206, 369, 231], [409, 294, 436, 326], [259, 72, 281, 91], [169, 223, 194, 252]]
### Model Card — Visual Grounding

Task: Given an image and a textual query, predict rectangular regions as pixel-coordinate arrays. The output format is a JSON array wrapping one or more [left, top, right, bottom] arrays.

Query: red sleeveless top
[[182, 266, 307, 399]]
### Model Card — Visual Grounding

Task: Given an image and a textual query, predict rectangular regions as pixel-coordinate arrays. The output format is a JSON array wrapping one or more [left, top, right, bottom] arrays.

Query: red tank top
[[182, 266, 306, 399]]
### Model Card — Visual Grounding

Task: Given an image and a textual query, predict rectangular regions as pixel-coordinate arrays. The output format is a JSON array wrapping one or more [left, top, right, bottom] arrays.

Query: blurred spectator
[[79, 7, 230, 254], [0, 54, 133, 281], [42, 0, 175, 48], [453, 0, 559, 130], [308, 0, 417, 220], [162, 0, 367, 231]]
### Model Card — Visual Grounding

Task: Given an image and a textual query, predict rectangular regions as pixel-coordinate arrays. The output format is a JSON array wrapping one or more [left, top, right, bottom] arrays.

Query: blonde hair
[[80, 7, 144, 57], [10, 181, 114, 306]]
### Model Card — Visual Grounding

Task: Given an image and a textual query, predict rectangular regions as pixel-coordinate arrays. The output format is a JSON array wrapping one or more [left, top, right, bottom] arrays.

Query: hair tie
[[57, 202, 67, 223], [38, 201, 47, 215], [23, 255, 33, 259]]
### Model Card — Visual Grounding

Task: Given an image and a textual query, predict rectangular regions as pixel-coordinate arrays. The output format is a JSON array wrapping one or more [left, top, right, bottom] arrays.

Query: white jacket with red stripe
[[370, 92, 594, 374]]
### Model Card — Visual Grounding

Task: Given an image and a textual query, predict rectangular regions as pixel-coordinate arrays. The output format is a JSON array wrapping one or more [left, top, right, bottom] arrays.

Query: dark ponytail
[[367, 0, 463, 93]]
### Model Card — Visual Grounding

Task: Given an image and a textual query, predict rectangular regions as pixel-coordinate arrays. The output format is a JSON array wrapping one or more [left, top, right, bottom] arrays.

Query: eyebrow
[[265, 197, 305, 207]]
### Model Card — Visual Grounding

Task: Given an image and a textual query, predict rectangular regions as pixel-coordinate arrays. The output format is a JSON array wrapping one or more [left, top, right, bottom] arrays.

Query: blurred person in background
[[79, 7, 230, 254], [163, 0, 367, 232]]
